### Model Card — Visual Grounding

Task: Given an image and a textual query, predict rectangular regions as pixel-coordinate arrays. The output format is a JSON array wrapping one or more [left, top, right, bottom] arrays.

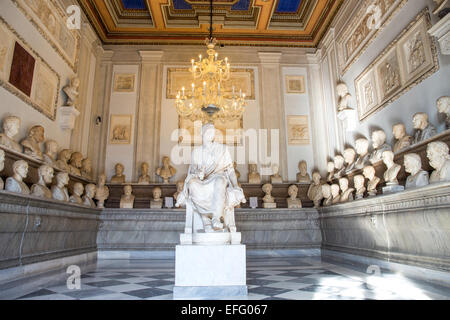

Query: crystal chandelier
[[175, 1, 247, 123]]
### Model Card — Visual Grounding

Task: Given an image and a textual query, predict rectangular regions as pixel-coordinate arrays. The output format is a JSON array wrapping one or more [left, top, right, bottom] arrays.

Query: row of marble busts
[[260, 183, 302, 209], [0, 115, 92, 180], [313, 141, 450, 207], [119, 181, 184, 208], [111, 157, 177, 184]]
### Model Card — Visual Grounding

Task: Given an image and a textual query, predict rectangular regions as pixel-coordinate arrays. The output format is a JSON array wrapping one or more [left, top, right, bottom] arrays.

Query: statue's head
[[38, 164, 54, 184], [372, 130, 386, 148], [71, 77, 80, 89], [312, 171, 321, 184], [202, 123, 215, 143], [262, 183, 272, 194], [336, 82, 349, 97], [249, 163, 257, 173], [98, 173, 106, 185], [363, 165, 375, 180], [85, 184, 96, 198], [73, 182, 84, 196], [404, 153, 422, 174], [70, 152, 83, 168], [153, 187, 162, 199], [29, 125, 45, 143], [288, 184, 298, 198], [59, 149, 72, 162], [2, 116, 20, 137], [115, 163, 124, 175], [321, 184, 331, 198], [82, 158, 92, 171], [272, 164, 279, 175], [162, 156, 170, 167], [13, 160, 28, 179], [331, 184, 340, 197], [56, 172, 69, 186], [413, 112, 429, 130], [0, 149, 4, 171], [382, 150, 394, 166], [354, 175, 365, 190], [355, 138, 369, 155], [123, 185, 132, 196], [437, 96, 450, 115], [327, 161, 335, 172], [334, 155, 344, 169], [343, 148, 356, 164], [339, 177, 349, 191], [176, 180, 184, 192], [298, 160, 307, 173], [393, 123, 406, 139], [427, 141, 449, 170], [141, 162, 149, 174]]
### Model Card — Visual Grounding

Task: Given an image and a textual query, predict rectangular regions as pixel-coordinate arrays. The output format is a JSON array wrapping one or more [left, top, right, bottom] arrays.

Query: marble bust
[[31, 165, 54, 199], [120, 185, 135, 209], [336, 82, 352, 112], [343, 148, 356, 173], [333, 155, 345, 179], [56, 149, 72, 172], [354, 175, 366, 200], [248, 163, 261, 184], [0, 115, 22, 153], [270, 164, 283, 184], [43, 140, 58, 166], [307, 172, 323, 208], [63, 77, 80, 107], [363, 165, 380, 197], [83, 184, 97, 208], [69, 152, 83, 176], [331, 184, 340, 205], [287, 184, 302, 208], [262, 183, 276, 209], [355, 138, 370, 169], [0, 149, 4, 190], [150, 187, 163, 209], [322, 184, 332, 207], [95, 173, 109, 208], [326, 161, 335, 182], [5, 160, 30, 195], [412, 113, 436, 145], [173, 180, 184, 202], [427, 141, 450, 183], [111, 163, 126, 184], [21, 125, 45, 160], [437, 96, 450, 130], [81, 158, 92, 180], [297, 160, 311, 183], [382, 151, 401, 185], [51, 172, 70, 202], [404, 153, 429, 189], [392, 123, 412, 153], [339, 177, 354, 203], [138, 162, 151, 184], [69, 183, 84, 204], [156, 156, 176, 184], [369, 130, 392, 164]]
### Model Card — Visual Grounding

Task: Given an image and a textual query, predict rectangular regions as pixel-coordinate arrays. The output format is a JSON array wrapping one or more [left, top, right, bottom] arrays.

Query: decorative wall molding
[[428, 12, 450, 55]]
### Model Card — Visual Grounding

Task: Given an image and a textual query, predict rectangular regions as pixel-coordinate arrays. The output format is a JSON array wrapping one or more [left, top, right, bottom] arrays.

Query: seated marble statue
[[120, 185, 135, 209], [326, 161, 335, 182], [412, 113, 436, 145], [262, 183, 276, 209], [333, 155, 345, 179], [95, 173, 109, 208], [0, 115, 22, 153], [31, 165, 54, 199], [322, 184, 332, 207], [175, 123, 245, 233], [307, 172, 323, 208], [354, 138, 370, 169], [270, 164, 283, 184], [382, 151, 401, 185], [69, 152, 83, 176], [343, 148, 356, 173], [150, 187, 163, 209], [339, 177, 354, 203], [437, 96, 450, 130], [111, 163, 126, 184], [56, 149, 72, 172], [5, 160, 30, 195], [156, 156, 176, 184], [369, 130, 392, 164], [63, 77, 80, 107], [392, 123, 412, 153], [404, 153, 429, 189], [331, 184, 340, 205], [20, 125, 45, 160], [363, 165, 380, 197], [83, 184, 97, 208], [354, 175, 366, 200], [0, 149, 4, 190], [297, 160, 311, 183], [427, 141, 450, 183], [43, 140, 58, 166], [81, 158, 92, 180], [51, 172, 70, 202], [248, 163, 261, 184], [287, 184, 302, 208], [69, 183, 84, 204], [138, 162, 151, 184]]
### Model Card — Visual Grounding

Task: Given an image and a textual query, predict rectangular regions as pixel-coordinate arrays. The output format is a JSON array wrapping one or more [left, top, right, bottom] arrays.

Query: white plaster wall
[[104, 65, 140, 182], [282, 67, 315, 182]]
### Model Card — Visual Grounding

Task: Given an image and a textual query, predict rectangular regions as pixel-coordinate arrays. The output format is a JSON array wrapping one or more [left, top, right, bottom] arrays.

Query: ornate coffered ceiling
[[79, 0, 343, 47]]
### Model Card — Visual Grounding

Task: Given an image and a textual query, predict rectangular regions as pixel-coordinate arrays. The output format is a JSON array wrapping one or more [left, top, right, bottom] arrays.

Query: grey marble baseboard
[[173, 285, 248, 300]]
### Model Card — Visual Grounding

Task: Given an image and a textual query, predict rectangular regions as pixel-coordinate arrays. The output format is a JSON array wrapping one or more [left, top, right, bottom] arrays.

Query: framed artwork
[[113, 73, 136, 93], [355, 9, 439, 121], [167, 68, 255, 100], [285, 75, 305, 94], [178, 117, 243, 146], [109, 115, 133, 145], [287, 116, 310, 145], [9, 42, 36, 97]]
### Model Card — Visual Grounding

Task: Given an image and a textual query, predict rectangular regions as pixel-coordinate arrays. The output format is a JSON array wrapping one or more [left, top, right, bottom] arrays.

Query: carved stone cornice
[[139, 50, 164, 63], [429, 13, 450, 55]]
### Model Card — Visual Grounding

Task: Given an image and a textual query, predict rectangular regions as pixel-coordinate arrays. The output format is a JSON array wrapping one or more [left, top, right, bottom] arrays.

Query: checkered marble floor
[[16, 257, 450, 300]]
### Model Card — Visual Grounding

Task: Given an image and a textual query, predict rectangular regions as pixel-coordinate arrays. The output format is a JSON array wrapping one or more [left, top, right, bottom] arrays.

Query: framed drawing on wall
[[109, 115, 133, 145], [285, 75, 305, 94], [113, 73, 136, 93], [287, 115, 310, 145]]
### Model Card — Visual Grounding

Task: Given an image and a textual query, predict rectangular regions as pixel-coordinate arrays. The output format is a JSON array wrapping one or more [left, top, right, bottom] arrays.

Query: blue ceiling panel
[[173, 0, 193, 10], [275, 0, 301, 13], [121, 0, 146, 10], [231, 0, 250, 11]]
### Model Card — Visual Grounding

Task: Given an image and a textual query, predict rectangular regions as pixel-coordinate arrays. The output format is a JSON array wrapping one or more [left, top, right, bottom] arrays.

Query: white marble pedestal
[[173, 244, 247, 299]]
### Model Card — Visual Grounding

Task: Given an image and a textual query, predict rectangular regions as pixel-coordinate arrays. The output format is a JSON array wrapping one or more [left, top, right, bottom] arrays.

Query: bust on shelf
[[262, 183, 276, 209], [111, 163, 126, 184], [83, 184, 97, 208], [326, 161, 335, 183], [382, 151, 402, 186], [355, 138, 370, 169], [427, 141, 450, 183], [138, 162, 151, 184], [20, 125, 45, 160], [0, 115, 22, 153], [156, 156, 176, 184], [63, 77, 80, 107], [0, 149, 4, 190], [307, 172, 323, 208], [51, 172, 70, 202], [331, 184, 340, 205], [339, 177, 354, 203], [248, 163, 261, 184], [369, 130, 392, 164], [56, 149, 72, 172], [69, 183, 84, 205], [270, 164, 283, 184], [354, 175, 366, 200], [5, 160, 30, 195], [31, 165, 54, 199], [392, 123, 412, 153], [333, 155, 345, 179], [297, 160, 311, 183], [150, 187, 163, 209], [336, 82, 353, 112], [404, 153, 429, 189], [120, 185, 135, 209], [43, 140, 58, 166], [412, 112, 436, 145], [363, 165, 380, 197], [437, 96, 450, 130], [81, 158, 92, 180], [69, 152, 83, 176], [343, 148, 356, 173], [287, 184, 302, 209], [173, 180, 185, 203], [322, 184, 332, 207], [95, 173, 109, 208]]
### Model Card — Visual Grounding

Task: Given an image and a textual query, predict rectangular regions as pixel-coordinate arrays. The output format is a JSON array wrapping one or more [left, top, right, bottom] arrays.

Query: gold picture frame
[[285, 75, 306, 94], [287, 115, 310, 145], [113, 73, 136, 93], [109, 114, 133, 145]]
